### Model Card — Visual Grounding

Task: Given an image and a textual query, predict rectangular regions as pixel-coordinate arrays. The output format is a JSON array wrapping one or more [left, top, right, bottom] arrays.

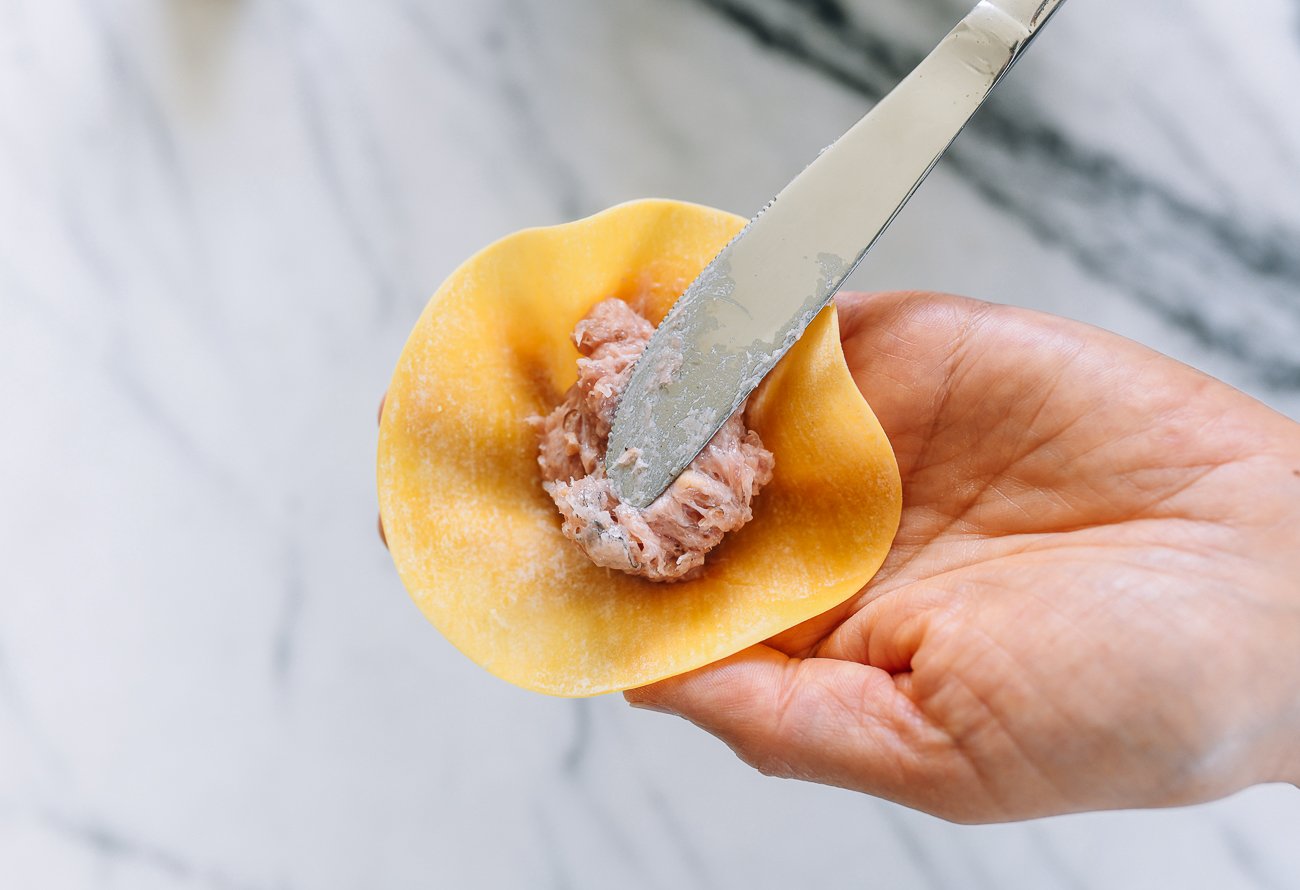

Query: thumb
[[625, 645, 953, 800]]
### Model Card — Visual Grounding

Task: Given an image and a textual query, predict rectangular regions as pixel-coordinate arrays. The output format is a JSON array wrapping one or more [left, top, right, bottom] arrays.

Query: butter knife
[[607, 0, 1067, 508]]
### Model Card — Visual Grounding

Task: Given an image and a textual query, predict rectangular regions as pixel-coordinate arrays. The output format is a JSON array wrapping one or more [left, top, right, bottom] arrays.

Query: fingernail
[[628, 700, 678, 716]]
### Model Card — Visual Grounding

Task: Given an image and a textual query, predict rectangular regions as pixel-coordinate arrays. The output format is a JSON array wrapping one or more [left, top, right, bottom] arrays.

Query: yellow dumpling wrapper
[[377, 199, 901, 696]]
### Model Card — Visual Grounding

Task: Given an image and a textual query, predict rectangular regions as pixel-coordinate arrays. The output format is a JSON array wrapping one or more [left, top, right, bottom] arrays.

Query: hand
[[625, 291, 1300, 823]]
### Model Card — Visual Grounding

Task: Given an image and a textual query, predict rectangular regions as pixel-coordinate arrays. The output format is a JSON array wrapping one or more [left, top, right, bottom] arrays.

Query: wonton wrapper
[[377, 199, 901, 696]]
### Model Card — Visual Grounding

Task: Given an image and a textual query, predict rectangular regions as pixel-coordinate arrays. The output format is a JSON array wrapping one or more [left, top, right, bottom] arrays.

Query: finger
[[834, 291, 999, 481], [625, 645, 954, 805], [814, 583, 961, 673], [378, 392, 387, 426], [762, 598, 860, 658], [834, 290, 1200, 537]]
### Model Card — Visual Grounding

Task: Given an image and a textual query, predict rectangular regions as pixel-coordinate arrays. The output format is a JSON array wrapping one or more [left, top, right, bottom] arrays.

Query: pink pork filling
[[534, 298, 775, 582]]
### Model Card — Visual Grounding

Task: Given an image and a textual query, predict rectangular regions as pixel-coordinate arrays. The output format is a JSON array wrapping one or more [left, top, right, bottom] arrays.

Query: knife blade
[[605, 0, 1066, 508]]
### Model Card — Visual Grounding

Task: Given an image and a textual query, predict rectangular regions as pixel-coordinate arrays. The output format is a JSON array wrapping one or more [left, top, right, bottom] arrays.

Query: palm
[[632, 292, 1300, 822]]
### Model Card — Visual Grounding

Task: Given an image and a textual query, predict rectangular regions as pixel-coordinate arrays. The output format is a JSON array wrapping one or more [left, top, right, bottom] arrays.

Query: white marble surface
[[3, 0, 1300, 887]]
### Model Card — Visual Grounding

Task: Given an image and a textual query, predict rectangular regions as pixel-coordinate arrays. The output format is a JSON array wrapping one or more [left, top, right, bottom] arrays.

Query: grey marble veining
[[691, 0, 1300, 393], [2, 1, 1299, 888]]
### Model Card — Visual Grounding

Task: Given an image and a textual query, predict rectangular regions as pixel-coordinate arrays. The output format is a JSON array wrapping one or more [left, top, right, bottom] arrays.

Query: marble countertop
[[3, 0, 1299, 887]]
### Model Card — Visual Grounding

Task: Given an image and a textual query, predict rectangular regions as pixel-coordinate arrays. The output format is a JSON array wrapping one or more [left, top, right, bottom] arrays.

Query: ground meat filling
[[534, 298, 775, 582]]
